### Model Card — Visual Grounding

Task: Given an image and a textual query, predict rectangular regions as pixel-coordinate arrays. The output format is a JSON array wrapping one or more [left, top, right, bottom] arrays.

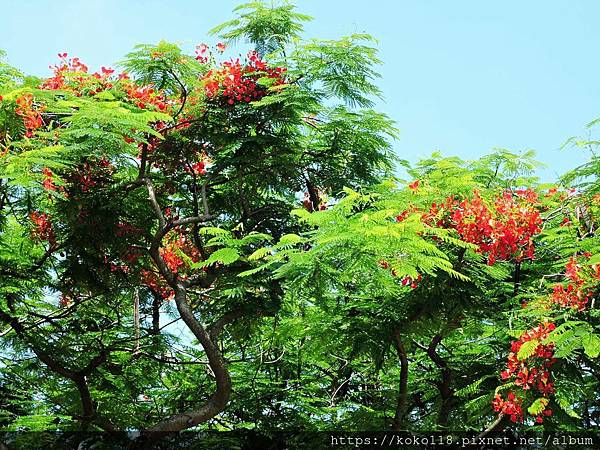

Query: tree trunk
[[133, 285, 231, 448], [392, 328, 409, 430]]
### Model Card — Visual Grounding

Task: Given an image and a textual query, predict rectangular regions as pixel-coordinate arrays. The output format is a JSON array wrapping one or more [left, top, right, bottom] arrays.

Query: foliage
[[0, 1, 599, 448]]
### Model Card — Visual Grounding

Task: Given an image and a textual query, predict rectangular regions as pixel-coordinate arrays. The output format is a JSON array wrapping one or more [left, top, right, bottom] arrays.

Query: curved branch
[[145, 178, 166, 230], [139, 188, 232, 444], [141, 284, 231, 435], [415, 333, 454, 426], [478, 413, 508, 439], [0, 308, 117, 431], [208, 309, 247, 342]]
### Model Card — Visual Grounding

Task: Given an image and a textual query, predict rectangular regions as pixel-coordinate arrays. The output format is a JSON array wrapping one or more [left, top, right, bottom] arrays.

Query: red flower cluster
[[139, 233, 202, 299], [39, 54, 169, 113], [59, 293, 72, 308], [399, 189, 542, 265], [161, 240, 185, 274], [302, 191, 328, 212], [115, 222, 140, 238], [159, 233, 201, 276], [123, 84, 170, 111], [40, 55, 126, 96], [75, 163, 98, 192], [495, 323, 556, 423], [379, 260, 421, 288], [503, 323, 557, 385], [64, 158, 114, 195], [550, 256, 593, 311], [40, 54, 90, 91], [494, 252, 600, 424], [401, 274, 422, 289], [41, 167, 56, 192], [450, 190, 542, 265], [551, 284, 590, 311], [185, 157, 208, 176], [141, 269, 173, 300], [194, 42, 226, 63], [492, 391, 524, 423], [202, 50, 286, 105], [15, 94, 44, 137], [107, 260, 131, 274], [195, 43, 210, 63], [29, 211, 56, 247]]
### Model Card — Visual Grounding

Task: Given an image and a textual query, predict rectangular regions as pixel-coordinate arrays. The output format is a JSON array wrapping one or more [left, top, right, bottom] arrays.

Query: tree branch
[[138, 284, 231, 437], [145, 178, 166, 229], [392, 328, 409, 431]]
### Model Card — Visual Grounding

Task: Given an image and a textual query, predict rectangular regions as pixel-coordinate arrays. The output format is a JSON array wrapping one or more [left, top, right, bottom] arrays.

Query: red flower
[[15, 94, 45, 135], [41, 167, 57, 191], [201, 54, 287, 105], [29, 211, 57, 247], [492, 392, 523, 423]]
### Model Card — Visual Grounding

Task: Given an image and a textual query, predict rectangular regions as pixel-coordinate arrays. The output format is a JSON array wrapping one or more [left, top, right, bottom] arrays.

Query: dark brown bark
[[305, 177, 321, 211], [138, 144, 148, 179], [418, 333, 454, 427], [139, 285, 231, 436], [513, 261, 521, 297], [138, 182, 231, 446], [392, 328, 409, 431], [208, 308, 249, 342]]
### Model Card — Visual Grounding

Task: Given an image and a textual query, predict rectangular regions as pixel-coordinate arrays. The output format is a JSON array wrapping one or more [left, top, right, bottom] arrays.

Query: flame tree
[[0, 2, 599, 449]]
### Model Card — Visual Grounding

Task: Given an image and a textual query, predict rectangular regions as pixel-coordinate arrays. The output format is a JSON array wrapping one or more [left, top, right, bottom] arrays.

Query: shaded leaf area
[[0, 2, 599, 448]]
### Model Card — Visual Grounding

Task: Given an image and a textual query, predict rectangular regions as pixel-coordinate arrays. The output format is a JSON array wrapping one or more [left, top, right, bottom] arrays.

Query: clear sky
[[2, 0, 599, 181]]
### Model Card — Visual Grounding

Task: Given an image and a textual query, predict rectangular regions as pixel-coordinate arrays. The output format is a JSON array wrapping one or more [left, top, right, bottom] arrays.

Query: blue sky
[[2, 0, 599, 181]]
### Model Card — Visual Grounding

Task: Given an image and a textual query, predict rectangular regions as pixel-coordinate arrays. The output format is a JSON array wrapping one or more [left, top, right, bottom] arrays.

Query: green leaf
[[517, 339, 539, 360], [248, 247, 271, 261], [274, 233, 304, 250], [455, 376, 492, 398], [200, 248, 240, 267], [582, 333, 600, 358], [527, 398, 549, 415], [199, 227, 230, 236]]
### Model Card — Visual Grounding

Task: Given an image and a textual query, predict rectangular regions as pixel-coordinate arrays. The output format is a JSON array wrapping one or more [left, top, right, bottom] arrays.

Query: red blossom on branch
[[15, 94, 45, 137], [29, 211, 57, 247], [41, 167, 57, 191], [202, 51, 286, 106]]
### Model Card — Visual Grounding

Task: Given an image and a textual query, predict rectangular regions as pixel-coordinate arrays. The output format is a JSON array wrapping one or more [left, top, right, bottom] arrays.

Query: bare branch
[[145, 178, 166, 229]]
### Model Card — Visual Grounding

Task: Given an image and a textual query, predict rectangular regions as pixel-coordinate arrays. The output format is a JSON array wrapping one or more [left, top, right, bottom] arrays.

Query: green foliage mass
[[0, 2, 599, 448]]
